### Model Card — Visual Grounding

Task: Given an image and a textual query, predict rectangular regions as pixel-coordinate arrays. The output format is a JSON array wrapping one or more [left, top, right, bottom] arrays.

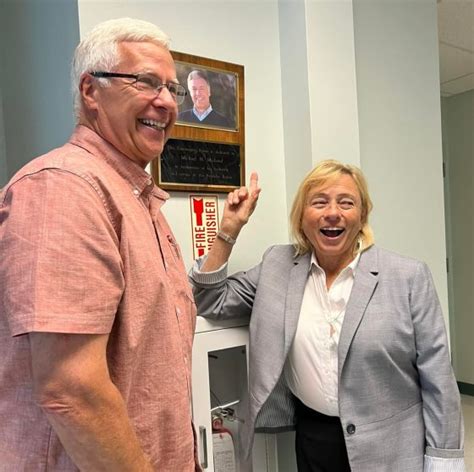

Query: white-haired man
[[0, 18, 198, 471]]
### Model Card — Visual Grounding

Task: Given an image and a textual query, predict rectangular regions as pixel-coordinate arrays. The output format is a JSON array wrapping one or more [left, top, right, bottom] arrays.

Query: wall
[[442, 91, 474, 384], [0, 0, 79, 187], [79, 4, 297, 467], [0, 86, 7, 187], [278, 0, 313, 212], [276, 2, 362, 468], [1, 0, 454, 468], [0, 3, 9, 186], [353, 0, 450, 325], [78, 0, 289, 273], [276, 0, 450, 465], [0, 2, 8, 186], [305, 0, 361, 166], [441, 95, 457, 368], [1, 0, 449, 318]]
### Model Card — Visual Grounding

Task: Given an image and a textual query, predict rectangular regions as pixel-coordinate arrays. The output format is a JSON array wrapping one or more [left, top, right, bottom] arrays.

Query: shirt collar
[[310, 251, 361, 276], [69, 125, 169, 203], [192, 105, 213, 121]]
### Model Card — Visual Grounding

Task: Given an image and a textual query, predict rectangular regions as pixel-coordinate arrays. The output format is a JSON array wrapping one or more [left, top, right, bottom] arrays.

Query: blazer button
[[346, 424, 356, 435]]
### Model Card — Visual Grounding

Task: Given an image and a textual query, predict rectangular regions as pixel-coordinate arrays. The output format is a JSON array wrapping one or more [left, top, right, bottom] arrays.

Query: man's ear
[[80, 73, 100, 112]]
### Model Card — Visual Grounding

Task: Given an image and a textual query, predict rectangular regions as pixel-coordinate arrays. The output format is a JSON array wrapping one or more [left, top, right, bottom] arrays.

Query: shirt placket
[[318, 288, 335, 408], [148, 195, 193, 399]]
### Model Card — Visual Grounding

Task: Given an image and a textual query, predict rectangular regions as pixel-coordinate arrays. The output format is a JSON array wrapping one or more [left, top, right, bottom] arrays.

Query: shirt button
[[176, 307, 181, 315], [346, 424, 356, 435], [147, 178, 153, 186], [133, 188, 140, 196]]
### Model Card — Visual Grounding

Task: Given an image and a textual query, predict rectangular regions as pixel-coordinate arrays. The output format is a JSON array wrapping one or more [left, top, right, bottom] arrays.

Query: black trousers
[[294, 397, 351, 472]]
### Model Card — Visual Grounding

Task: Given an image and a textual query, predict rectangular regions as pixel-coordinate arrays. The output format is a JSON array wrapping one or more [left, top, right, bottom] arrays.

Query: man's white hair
[[71, 17, 171, 121]]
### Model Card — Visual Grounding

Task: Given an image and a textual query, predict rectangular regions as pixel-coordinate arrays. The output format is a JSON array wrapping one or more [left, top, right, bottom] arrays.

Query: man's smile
[[137, 118, 168, 130]]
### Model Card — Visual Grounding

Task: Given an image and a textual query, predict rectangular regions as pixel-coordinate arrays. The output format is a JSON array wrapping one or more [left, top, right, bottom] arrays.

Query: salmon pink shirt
[[0, 125, 197, 471]]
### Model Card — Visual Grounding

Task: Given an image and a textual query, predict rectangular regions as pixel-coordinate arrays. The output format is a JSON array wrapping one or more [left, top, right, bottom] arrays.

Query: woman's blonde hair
[[289, 159, 374, 256]]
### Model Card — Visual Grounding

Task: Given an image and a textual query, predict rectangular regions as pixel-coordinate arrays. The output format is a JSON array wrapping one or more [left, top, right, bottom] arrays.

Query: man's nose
[[153, 86, 177, 109]]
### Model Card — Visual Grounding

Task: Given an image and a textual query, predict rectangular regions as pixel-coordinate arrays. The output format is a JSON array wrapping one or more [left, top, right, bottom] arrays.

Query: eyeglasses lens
[[135, 75, 186, 105]]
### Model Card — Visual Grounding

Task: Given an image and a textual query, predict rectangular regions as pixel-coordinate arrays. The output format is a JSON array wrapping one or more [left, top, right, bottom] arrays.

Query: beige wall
[[278, 0, 448, 467], [0, 1, 456, 469], [353, 0, 449, 331], [442, 91, 474, 384], [78, 0, 290, 273], [0, 0, 78, 187]]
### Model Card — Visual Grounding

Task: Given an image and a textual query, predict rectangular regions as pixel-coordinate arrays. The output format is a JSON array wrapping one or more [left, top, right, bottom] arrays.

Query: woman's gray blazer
[[189, 244, 465, 472]]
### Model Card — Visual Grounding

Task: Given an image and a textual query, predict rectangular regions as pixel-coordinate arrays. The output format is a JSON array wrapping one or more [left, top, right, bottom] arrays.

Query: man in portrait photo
[[178, 69, 232, 128]]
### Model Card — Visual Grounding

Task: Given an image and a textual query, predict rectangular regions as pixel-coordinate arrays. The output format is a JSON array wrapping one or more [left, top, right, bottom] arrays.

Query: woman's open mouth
[[320, 228, 345, 238]]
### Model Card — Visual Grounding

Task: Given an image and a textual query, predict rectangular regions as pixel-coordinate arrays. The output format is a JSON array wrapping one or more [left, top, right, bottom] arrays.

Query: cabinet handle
[[199, 425, 208, 469]]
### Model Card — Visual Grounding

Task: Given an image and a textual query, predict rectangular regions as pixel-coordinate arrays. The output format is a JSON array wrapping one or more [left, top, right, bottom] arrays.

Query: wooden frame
[[152, 51, 245, 193]]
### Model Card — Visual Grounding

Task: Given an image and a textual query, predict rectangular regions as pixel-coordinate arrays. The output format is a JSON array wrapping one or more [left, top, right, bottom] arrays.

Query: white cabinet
[[192, 317, 278, 472]]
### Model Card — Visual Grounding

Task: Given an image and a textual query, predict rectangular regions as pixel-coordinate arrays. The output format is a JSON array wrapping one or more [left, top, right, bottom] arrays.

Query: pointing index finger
[[249, 172, 259, 194]]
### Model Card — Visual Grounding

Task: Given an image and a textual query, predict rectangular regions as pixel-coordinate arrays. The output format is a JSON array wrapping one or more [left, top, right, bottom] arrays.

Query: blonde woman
[[190, 160, 465, 472]]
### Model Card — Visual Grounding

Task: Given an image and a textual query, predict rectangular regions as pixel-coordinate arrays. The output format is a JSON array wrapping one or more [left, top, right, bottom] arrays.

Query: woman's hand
[[220, 172, 261, 238], [200, 172, 261, 272]]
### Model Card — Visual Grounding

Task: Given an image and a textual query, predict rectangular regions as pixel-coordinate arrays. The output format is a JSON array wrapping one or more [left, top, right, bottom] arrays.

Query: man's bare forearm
[[30, 332, 154, 471], [39, 378, 154, 471]]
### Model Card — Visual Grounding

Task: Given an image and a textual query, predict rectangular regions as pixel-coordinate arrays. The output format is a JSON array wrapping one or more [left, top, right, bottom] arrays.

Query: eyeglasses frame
[[89, 71, 187, 105]]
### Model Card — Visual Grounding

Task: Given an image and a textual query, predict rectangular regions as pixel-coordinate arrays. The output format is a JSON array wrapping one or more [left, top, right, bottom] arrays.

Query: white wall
[[0, 5, 10, 186], [287, 0, 450, 329], [0, 0, 452, 335], [1, 1, 453, 469], [441, 91, 474, 384], [276, 3, 362, 467], [353, 0, 450, 326], [305, 0, 361, 166], [0, 3, 9, 186], [76, 3, 451, 331], [276, 2, 450, 464], [78, 0, 289, 272], [278, 0, 313, 212], [0, 86, 7, 187], [0, 0, 79, 184]]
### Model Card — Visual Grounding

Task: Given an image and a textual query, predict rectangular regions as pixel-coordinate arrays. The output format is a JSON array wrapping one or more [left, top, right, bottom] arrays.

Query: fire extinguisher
[[212, 414, 236, 472]]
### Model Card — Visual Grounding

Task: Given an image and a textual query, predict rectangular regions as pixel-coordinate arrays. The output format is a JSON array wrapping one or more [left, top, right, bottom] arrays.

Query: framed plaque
[[152, 52, 245, 193]]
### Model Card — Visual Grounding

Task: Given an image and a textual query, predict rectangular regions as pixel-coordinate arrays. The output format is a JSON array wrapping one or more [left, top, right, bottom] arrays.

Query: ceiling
[[438, 0, 474, 96]]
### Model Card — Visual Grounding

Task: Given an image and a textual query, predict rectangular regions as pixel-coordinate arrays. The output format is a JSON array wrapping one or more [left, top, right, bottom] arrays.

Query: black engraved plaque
[[160, 139, 241, 188]]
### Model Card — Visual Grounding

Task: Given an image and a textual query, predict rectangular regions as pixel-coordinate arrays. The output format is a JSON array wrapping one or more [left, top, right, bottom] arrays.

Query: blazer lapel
[[338, 246, 379, 376], [284, 252, 311, 352]]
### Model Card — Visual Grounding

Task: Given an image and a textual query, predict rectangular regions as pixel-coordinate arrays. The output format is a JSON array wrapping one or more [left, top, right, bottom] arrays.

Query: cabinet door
[[192, 327, 249, 471], [192, 326, 278, 472]]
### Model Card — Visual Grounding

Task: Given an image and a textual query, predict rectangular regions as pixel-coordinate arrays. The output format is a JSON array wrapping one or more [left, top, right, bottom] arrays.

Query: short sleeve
[[0, 169, 125, 336]]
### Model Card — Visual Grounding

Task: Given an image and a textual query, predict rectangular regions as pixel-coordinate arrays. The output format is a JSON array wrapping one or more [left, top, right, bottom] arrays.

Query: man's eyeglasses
[[90, 71, 187, 105]]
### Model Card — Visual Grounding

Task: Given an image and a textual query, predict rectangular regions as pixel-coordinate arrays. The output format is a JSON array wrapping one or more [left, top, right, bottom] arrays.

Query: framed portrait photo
[[176, 62, 237, 131], [152, 52, 245, 193]]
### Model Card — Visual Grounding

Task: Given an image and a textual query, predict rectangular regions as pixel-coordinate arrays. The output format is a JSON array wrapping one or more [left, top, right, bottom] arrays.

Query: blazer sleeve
[[188, 247, 272, 320], [410, 262, 466, 471]]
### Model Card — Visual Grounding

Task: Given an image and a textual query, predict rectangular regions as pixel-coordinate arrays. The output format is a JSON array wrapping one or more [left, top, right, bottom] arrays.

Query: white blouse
[[285, 252, 360, 416]]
